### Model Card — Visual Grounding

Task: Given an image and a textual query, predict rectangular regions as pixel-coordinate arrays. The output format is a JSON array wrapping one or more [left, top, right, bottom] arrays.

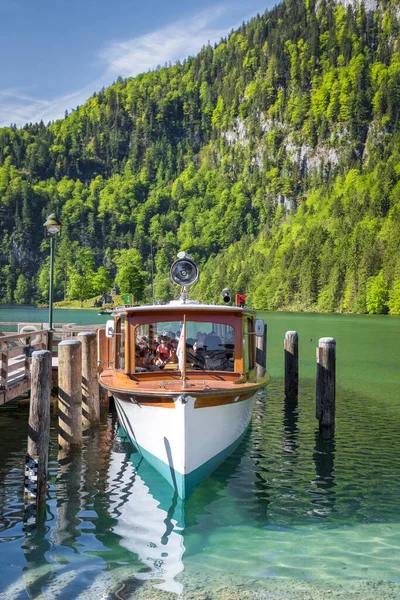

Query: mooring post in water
[[256, 322, 267, 379], [78, 332, 100, 429], [24, 350, 52, 513], [284, 331, 298, 398], [58, 339, 82, 449], [316, 337, 336, 427]]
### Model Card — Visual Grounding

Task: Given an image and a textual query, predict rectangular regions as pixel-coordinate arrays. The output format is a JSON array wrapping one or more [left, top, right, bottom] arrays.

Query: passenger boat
[[99, 253, 269, 498]]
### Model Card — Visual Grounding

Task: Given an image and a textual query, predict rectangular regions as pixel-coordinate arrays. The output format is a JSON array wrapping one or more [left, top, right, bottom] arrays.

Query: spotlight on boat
[[170, 252, 199, 302], [222, 288, 232, 304]]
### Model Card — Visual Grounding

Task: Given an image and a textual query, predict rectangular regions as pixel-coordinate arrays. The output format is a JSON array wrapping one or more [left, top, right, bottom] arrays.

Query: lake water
[[0, 307, 399, 599]]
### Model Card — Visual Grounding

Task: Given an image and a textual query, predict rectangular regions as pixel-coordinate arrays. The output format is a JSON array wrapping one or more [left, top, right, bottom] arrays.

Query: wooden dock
[[0, 323, 108, 406]]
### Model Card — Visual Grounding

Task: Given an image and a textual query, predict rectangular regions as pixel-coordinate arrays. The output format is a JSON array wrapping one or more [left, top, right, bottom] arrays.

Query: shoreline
[[0, 303, 398, 317]]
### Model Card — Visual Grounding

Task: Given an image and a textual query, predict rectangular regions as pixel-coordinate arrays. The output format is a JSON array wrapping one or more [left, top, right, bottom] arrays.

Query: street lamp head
[[44, 213, 61, 235]]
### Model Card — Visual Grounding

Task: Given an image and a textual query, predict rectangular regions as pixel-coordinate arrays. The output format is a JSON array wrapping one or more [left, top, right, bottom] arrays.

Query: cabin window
[[187, 321, 234, 372], [116, 318, 126, 370], [133, 320, 235, 372], [135, 321, 181, 372]]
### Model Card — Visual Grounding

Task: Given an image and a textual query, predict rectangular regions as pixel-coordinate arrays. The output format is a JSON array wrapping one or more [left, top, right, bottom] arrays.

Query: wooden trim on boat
[[193, 390, 255, 408], [138, 400, 176, 408], [113, 391, 255, 409], [99, 369, 264, 399], [126, 315, 132, 374], [115, 394, 176, 409], [117, 305, 255, 317]]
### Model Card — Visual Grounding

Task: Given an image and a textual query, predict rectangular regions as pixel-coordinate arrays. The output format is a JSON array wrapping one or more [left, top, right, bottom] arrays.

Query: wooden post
[[24, 334, 31, 383], [47, 330, 53, 353], [97, 327, 106, 373], [0, 340, 8, 390], [97, 328, 110, 414], [24, 350, 52, 510], [78, 332, 100, 429], [316, 337, 336, 427], [58, 339, 82, 449], [284, 331, 298, 398], [256, 323, 267, 379]]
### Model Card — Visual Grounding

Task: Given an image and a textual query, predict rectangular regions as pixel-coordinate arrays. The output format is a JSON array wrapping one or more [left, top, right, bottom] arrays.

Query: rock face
[[319, 0, 378, 9]]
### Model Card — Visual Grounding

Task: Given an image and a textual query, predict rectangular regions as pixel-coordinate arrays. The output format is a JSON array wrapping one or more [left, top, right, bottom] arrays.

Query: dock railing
[[0, 323, 110, 406]]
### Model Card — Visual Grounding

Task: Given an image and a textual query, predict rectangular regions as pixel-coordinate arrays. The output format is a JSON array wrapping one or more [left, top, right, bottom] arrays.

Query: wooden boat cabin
[[107, 303, 260, 388]]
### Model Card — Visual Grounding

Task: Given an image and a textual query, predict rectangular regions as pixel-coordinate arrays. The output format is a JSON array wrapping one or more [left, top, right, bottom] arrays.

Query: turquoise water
[[0, 305, 109, 331], [0, 308, 399, 598]]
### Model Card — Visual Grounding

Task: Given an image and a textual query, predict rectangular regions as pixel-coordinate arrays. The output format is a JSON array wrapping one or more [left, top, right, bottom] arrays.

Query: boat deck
[[100, 368, 261, 397]]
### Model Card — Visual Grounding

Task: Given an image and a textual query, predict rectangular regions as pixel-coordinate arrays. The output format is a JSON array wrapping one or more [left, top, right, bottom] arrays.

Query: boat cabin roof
[[113, 302, 255, 319]]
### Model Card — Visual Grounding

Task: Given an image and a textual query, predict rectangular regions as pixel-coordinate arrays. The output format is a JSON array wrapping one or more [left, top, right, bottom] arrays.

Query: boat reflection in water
[[107, 426, 253, 596], [108, 432, 186, 595], [15, 415, 254, 600]]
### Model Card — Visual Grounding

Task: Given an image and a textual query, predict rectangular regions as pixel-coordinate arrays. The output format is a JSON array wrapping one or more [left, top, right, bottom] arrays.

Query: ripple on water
[[0, 370, 399, 599]]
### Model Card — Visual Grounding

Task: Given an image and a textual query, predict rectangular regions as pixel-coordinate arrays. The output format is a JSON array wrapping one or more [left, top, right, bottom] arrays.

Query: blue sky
[[0, 0, 277, 128]]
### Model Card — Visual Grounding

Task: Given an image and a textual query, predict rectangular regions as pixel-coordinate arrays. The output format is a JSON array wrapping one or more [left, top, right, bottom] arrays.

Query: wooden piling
[[256, 323, 267, 379], [284, 331, 298, 398], [78, 332, 100, 429], [25, 350, 52, 507], [58, 339, 82, 449], [47, 330, 53, 353], [316, 337, 336, 427]]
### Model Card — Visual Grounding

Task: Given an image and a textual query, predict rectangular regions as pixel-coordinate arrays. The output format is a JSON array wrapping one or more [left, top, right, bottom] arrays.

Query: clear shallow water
[[0, 309, 399, 599]]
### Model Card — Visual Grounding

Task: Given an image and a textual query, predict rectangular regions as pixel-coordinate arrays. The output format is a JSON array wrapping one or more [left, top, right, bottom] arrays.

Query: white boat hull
[[113, 392, 256, 498]]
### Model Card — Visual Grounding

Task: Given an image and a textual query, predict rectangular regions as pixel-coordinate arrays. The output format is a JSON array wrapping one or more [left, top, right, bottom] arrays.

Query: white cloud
[[0, 82, 104, 127], [0, 2, 266, 128], [100, 5, 229, 78], [0, 92, 45, 128]]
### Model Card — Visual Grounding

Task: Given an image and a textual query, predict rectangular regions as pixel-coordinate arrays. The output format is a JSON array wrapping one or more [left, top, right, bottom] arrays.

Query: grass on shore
[[48, 295, 125, 309]]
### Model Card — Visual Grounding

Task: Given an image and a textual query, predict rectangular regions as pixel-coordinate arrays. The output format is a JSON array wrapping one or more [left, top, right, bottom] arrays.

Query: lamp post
[[43, 214, 61, 348]]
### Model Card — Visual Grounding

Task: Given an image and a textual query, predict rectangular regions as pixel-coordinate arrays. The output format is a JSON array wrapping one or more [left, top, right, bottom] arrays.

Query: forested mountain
[[1, 0, 400, 313]]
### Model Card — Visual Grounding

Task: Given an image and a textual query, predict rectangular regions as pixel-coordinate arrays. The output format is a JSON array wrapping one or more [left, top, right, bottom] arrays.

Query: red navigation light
[[236, 293, 246, 306]]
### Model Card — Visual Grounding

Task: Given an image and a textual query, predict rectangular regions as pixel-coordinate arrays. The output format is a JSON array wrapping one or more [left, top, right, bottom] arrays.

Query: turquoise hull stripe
[[124, 428, 248, 499]]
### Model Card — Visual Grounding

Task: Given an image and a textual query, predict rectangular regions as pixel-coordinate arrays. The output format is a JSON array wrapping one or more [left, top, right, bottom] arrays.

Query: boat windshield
[[134, 320, 235, 372]]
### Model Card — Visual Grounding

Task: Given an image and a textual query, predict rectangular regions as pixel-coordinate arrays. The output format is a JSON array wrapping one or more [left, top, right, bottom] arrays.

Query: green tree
[[66, 248, 96, 305], [388, 280, 400, 315], [14, 274, 30, 304], [93, 266, 113, 296], [366, 271, 389, 314], [114, 249, 146, 302], [37, 258, 64, 305]]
